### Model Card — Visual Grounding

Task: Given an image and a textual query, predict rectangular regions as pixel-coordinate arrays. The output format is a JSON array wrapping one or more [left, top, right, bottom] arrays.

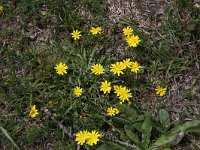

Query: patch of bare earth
[[107, 0, 171, 33]]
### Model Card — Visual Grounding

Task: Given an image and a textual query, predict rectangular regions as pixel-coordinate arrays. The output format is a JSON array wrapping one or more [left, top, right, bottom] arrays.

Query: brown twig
[[42, 107, 138, 149], [41, 107, 74, 138], [104, 134, 138, 149]]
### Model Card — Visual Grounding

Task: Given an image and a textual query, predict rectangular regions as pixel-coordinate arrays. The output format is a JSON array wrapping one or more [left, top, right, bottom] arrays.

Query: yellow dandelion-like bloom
[[29, 105, 39, 118], [130, 61, 142, 73], [113, 85, 122, 97], [54, 62, 68, 75], [114, 85, 132, 103], [107, 107, 119, 116], [100, 80, 111, 94], [122, 58, 133, 68], [91, 64, 105, 75], [71, 30, 81, 40], [126, 35, 141, 47], [123, 27, 133, 36], [90, 27, 102, 35], [75, 130, 90, 145], [0, 5, 4, 13], [113, 108, 119, 114], [86, 130, 102, 146], [110, 62, 125, 76], [155, 86, 167, 96], [118, 87, 132, 103], [74, 86, 83, 97]]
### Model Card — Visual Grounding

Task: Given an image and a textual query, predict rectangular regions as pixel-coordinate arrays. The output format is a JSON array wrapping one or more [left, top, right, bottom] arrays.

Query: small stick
[[41, 107, 74, 138], [42, 107, 138, 149], [104, 134, 138, 149]]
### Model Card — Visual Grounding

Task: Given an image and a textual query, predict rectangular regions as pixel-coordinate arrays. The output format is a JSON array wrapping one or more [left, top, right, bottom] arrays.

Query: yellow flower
[[74, 86, 83, 97], [107, 107, 119, 116], [90, 27, 102, 35], [155, 86, 167, 96], [54, 62, 68, 75], [110, 62, 125, 76], [91, 64, 105, 75], [86, 130, 102, 146], [113, 108, 119, 114], [100, 80, 111, 94], [113, 85, 122, 96], [0, 5, 3, 13], [29, 105, 39, 118], [71, 30, 81, 40], [114, 85, 132, 103], [123, 27, 133, 36], [122, 58, 133, 68], [130, 61, 142, 73], [118, 87, 132, 103], [126, 35, 141, 47], [75, 130, 90, 145]]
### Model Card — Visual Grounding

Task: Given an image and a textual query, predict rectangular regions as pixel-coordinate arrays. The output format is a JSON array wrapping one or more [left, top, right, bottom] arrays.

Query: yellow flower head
[[155, 86, 167, 96], [74, 86, 83, 97], [118, 87, 132, 103], [29, 105, 39, 118], [0, 5, 4, 13], [130, 61, 142, 73], [75, 130, 90, 145], [122, 58, 133, 69], [90, 27, 102, 35], [91, 64, 105, 75], [71, 30, 81, 40], [54, 62, 68, 75], [100, 80, 111, 94], [110, 62, 125, 76], [107, 107, 119, 116], [113, 85, 120, 96], [114, 85, 132, 103], [123, 27, 133, 36], [86, 130, 102, 146], [126, 35, 141, 47]]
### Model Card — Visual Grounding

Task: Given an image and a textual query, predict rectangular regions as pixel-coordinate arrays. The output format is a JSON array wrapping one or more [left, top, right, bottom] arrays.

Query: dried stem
[[41, 107, 74, 138], [42, 107, 138, 149], [104, 134, 138, 149]]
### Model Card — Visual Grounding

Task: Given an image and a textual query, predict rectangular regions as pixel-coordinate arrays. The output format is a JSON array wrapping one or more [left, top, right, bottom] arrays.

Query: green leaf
[[132, 121, 143, 132], [131, 115, 145, 132], [115, 104, 138, 121], [124, 125, 139, 144], [120, 132, 129, 141], [158, 109, 170, 129], [107, 141, 131, 150], [0, 126, 20, 150], [97, 144, 114, 150], [112, 117, 131, 125], [142, 113, 152, 149], [186, 126, 200, 133], [149, 120, 200, 150], [97, 142, 131, 150]]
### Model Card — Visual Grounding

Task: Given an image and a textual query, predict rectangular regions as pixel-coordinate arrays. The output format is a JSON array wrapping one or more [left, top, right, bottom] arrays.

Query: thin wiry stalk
[[41, 107, 74, 138], [104, 133, 139, 149], [42, 107, 138, 149]]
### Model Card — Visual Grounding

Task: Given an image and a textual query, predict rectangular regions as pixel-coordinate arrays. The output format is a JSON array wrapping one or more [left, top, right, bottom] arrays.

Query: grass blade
[[0, 126, 20, 150]]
